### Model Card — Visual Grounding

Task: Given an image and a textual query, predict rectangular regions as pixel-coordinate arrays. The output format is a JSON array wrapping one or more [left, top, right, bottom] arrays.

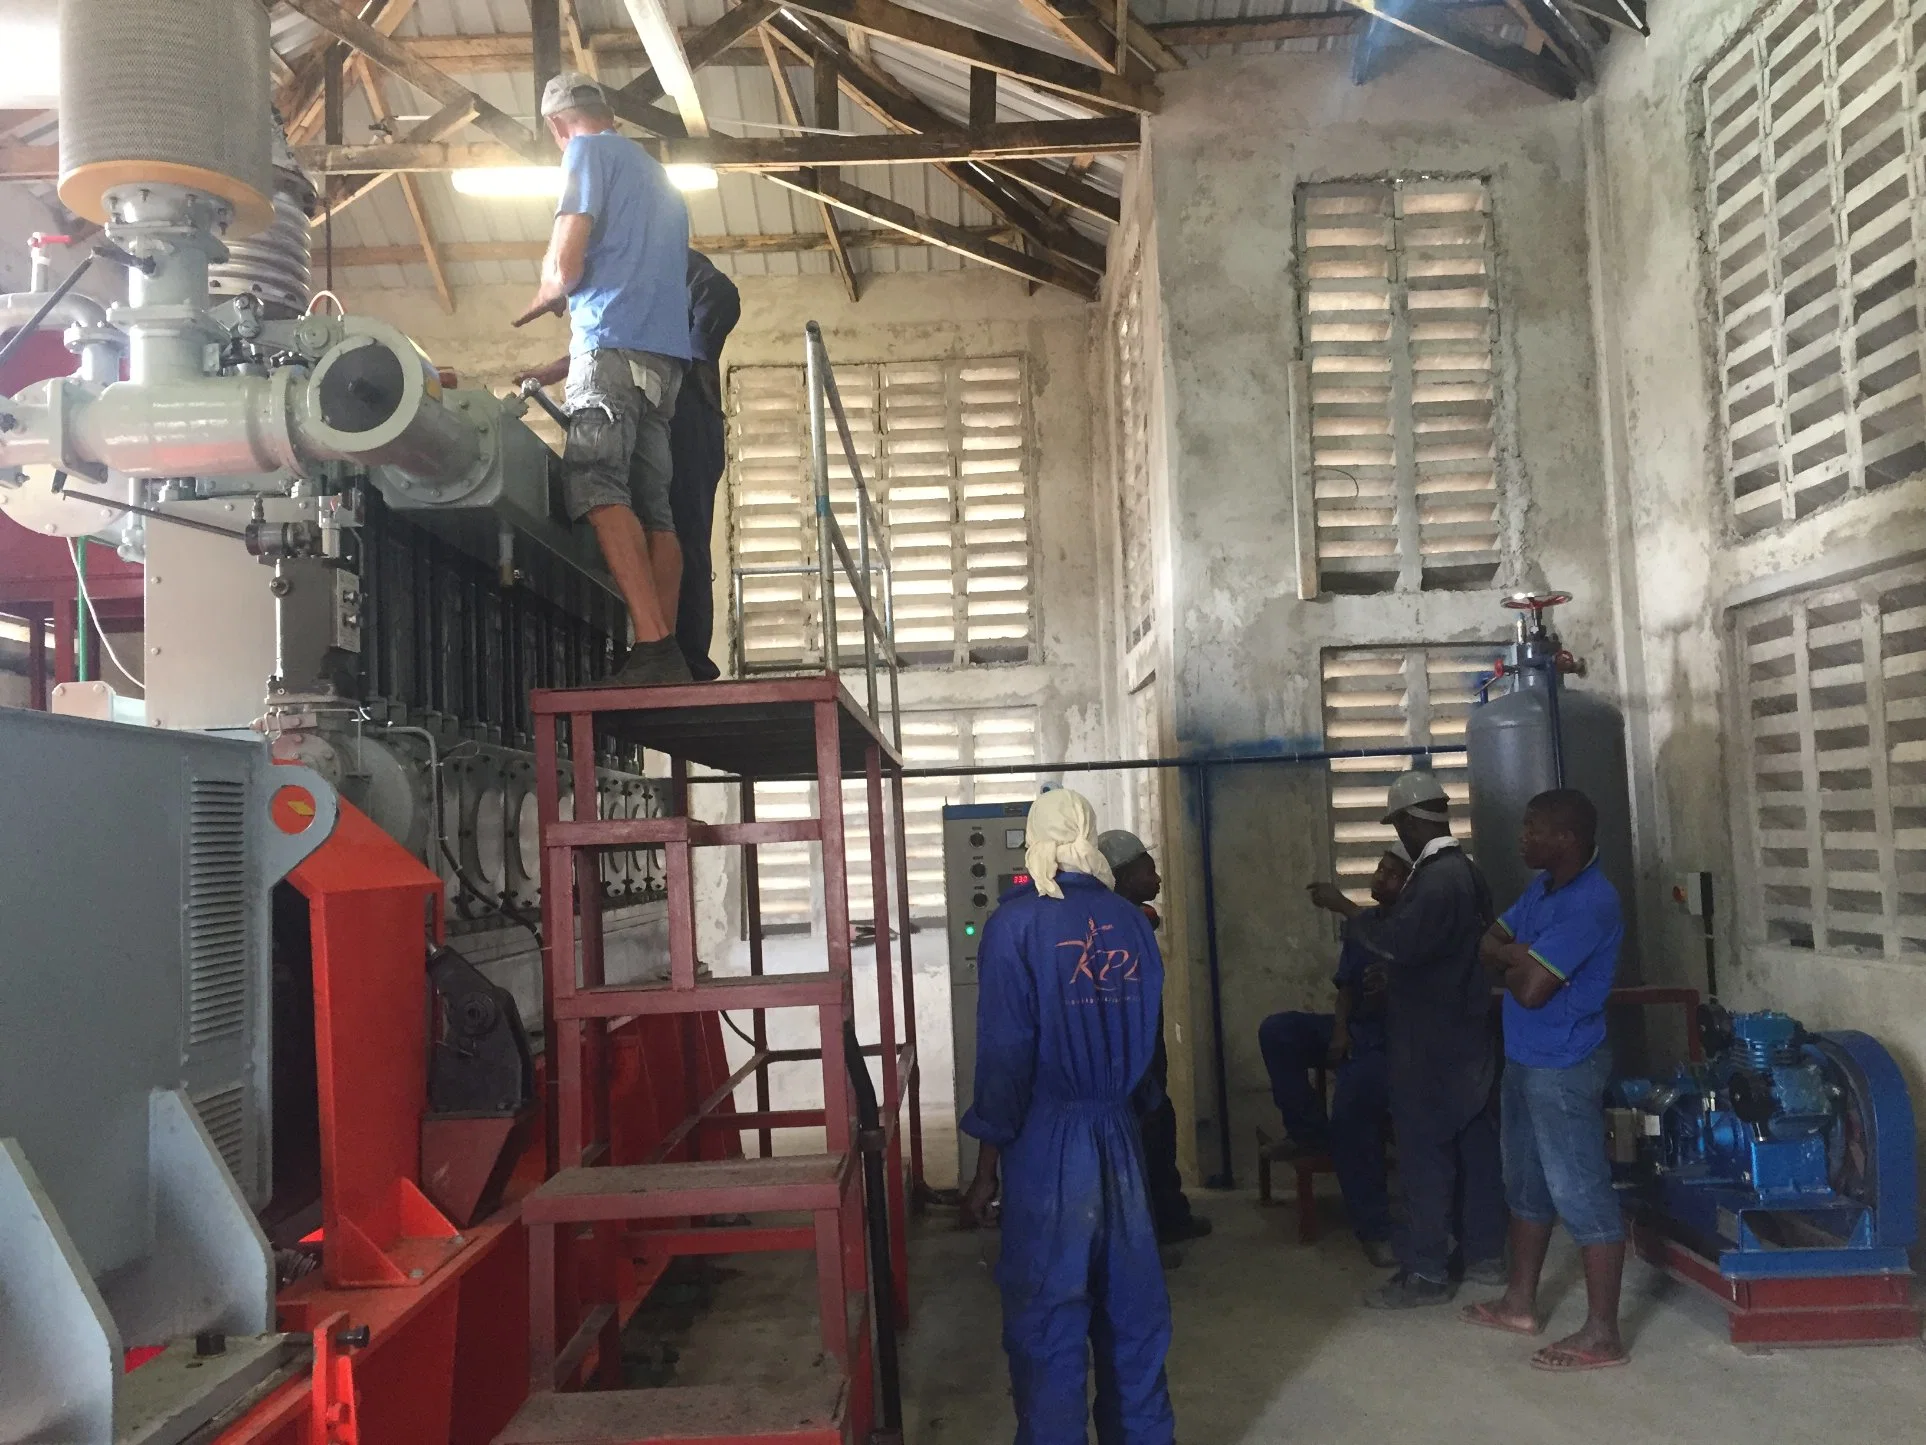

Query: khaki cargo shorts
[[561, 348, 685, 529]]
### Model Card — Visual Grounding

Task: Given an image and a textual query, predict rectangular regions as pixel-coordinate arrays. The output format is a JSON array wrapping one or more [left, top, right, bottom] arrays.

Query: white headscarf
[[1024, 787, 1113, 899]]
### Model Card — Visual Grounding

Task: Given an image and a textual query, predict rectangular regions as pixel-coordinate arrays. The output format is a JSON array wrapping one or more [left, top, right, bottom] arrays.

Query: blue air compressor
[[1609, 1005, 1917, 1285]]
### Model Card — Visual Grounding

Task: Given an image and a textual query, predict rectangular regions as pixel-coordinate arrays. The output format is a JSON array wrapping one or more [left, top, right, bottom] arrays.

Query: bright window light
[[450, 166, 565, 199], [0, 13, 60, 109], [665, 164, 720, 193]]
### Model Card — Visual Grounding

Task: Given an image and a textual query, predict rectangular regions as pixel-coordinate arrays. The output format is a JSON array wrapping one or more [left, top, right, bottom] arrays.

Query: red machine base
[[1633, 1222, 1922, 1349]]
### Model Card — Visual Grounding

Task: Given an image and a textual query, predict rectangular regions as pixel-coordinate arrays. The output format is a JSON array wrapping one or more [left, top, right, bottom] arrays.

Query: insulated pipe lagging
[[0, 323, 483, 487]]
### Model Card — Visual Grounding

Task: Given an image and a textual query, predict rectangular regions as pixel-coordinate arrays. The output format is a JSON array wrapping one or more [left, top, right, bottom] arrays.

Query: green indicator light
[[964, 922, 977, 937]]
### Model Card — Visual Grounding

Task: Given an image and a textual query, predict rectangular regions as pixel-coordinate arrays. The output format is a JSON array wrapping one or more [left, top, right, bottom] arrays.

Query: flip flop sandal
[[1460, 1301, 1541, 1337], [1530, 1344, 1629, 1372]]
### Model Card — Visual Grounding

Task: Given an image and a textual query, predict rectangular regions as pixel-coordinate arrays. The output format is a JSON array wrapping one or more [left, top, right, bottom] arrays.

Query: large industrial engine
[[0, 3, 674, 1438], [1609, 1005, 1918, 1279]]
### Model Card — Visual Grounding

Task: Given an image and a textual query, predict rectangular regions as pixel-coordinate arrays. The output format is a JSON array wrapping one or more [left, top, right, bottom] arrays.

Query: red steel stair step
[[524, 1153, 855, 1224], [495, 1371, 847, 1444]]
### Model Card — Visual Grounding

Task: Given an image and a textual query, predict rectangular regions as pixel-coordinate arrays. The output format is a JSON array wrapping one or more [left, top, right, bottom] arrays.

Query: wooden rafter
[[1338, 0, 1578, 99], [309, 98, 477, 224], [779, 0, 1161, 114], [321, 229, 1018, 266], [615, 3, 774, 110], [560, 0, 599, 77], [353, 57, 453, 313], [764, 171, 1097, 298], [284, 0, 420, 144], [1014, 0, 1179, 77], [758, 27, 858, 302], [1157, 14, 1362, 47], [292, 120, 1140, 175], [281, 0, 549, 159], [616, 0, 709, 135], [993, 157, 1120, 225], [766, 12, 1105, 284], [1513, 0, 1598, 80], [395, 31, 768, 72], [530, 0, 563, 107], [1563, 0, 1646, 33]]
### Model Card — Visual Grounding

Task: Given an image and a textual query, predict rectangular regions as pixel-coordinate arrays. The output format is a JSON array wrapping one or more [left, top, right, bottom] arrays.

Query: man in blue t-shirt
[[1262, 844, 1410, 1266], [1463, 788, 1628, 1372], [513, 72, 695, 686]]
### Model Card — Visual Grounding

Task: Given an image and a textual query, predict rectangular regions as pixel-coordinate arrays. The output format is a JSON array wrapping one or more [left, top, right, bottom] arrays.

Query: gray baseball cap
[[540, 70, 607, 118], [1097, 829, 1149, 872]]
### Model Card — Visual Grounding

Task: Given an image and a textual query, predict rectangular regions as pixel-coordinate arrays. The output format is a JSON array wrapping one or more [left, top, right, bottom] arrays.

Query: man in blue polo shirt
[[1462, 788, 1627, 1371], [513, 72, 695, 685]]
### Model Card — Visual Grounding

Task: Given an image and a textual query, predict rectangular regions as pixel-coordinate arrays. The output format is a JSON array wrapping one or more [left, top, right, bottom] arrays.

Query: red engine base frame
[[1633, 1221, 1923, 1349]]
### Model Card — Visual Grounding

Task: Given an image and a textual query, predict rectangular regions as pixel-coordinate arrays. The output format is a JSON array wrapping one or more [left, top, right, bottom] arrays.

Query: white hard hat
[[541, 70, 607, 118], [1381, 770, 1450, 825], [1097, 829, 1149, 872]]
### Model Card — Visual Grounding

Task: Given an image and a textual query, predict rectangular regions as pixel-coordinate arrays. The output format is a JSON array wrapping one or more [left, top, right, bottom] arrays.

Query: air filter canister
[[58, 0, 275, 236]]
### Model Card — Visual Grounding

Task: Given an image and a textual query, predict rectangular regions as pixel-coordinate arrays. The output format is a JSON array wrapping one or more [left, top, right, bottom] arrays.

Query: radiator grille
[[191, 1083, 248, 1182], [186, 778, 249, 1045]]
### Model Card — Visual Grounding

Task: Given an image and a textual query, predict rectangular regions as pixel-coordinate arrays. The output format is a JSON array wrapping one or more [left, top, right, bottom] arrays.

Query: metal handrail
[[731, 322, 901, 752]]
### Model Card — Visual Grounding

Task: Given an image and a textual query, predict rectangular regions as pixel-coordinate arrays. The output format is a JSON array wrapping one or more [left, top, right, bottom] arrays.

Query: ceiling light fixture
[[665, 164, 720, 192]]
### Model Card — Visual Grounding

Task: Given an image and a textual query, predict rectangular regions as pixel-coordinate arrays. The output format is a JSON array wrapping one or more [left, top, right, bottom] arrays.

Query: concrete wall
[[1587, 0, 1926, 1134], [1142, 49, 1623, 1168], [339, 268, 1110, 1181]]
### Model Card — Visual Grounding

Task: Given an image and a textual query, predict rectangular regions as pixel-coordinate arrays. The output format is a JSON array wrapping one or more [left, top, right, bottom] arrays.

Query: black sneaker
[[1363, 1270, 1457, 1310], [602, 637, 694, 687]]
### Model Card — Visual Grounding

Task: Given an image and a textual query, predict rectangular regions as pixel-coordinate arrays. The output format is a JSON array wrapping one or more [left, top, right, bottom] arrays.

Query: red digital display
[[999, 872, 1033, 891]]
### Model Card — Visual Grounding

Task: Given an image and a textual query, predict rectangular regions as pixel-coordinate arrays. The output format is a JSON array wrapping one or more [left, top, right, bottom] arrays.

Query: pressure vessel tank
[[1465, 593, 1639, 974]]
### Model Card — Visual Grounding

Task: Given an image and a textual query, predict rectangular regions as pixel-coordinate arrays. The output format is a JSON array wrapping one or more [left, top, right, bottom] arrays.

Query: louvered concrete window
[[1322, 646, 1491, 901], [1705, 0, 1926, 535], [1736, 559, 1926, 958], [751, 707, 1041, 935], [1298, 178, 1502, 595], [1115, 248, 1156, 649], [727, 360, 1038, 673]]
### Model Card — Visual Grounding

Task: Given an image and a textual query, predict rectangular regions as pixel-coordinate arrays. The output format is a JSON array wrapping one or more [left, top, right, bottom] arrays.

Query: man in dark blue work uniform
[[1262, 842, 1411, 1267], [962, 789, 1176, 1445], [1463, 789, 1628, 1371], [1098, 828, 1211, 1253], [1321, 771, 1506, 1307], [669, 250, 740, 681]]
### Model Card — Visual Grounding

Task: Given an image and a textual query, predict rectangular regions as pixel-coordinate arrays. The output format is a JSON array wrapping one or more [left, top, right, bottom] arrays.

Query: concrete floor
[[651, 1189, 1926, 1444]]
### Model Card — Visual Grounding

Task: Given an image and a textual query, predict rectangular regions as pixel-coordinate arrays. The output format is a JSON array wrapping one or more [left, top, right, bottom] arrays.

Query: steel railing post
[[806, 323, 839, 675]]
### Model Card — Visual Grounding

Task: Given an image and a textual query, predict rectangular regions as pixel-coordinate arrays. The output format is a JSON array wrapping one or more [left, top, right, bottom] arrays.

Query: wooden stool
[[1256, 1126, 1337, 1245]]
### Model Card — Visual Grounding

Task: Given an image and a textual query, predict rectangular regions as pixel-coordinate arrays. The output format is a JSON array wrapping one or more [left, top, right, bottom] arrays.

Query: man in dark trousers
[[1098, 829, 1212, 1252], [1262, 842, 1410, 1267], [1310, 770, 1506, 1307], [1463, 789, 1628, 1371], [669, 250, 740, 681]]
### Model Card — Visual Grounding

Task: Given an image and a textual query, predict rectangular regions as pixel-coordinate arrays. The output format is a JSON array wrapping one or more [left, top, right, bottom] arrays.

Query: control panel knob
[[972, 892, 988, 907], [971, 862, 986, 877], [969, 831, 985, 847]]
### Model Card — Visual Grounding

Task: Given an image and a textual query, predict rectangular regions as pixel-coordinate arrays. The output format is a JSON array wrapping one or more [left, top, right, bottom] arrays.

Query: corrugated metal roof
[[288, 0, 1126, 289]]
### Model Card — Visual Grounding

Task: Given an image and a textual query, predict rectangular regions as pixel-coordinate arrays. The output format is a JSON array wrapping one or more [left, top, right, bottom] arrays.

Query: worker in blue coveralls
[[1261, 841, 1411, 1267], [1462, 788, 1628, 1372], [1323, 771, 1507, 1308], [961, 788, 1177, 1445]]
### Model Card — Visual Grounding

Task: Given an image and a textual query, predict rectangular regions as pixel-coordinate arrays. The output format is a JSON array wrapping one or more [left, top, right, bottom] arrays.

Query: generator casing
[[943, 801, 1031, 1185], [0, 710, 334, 1442]]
